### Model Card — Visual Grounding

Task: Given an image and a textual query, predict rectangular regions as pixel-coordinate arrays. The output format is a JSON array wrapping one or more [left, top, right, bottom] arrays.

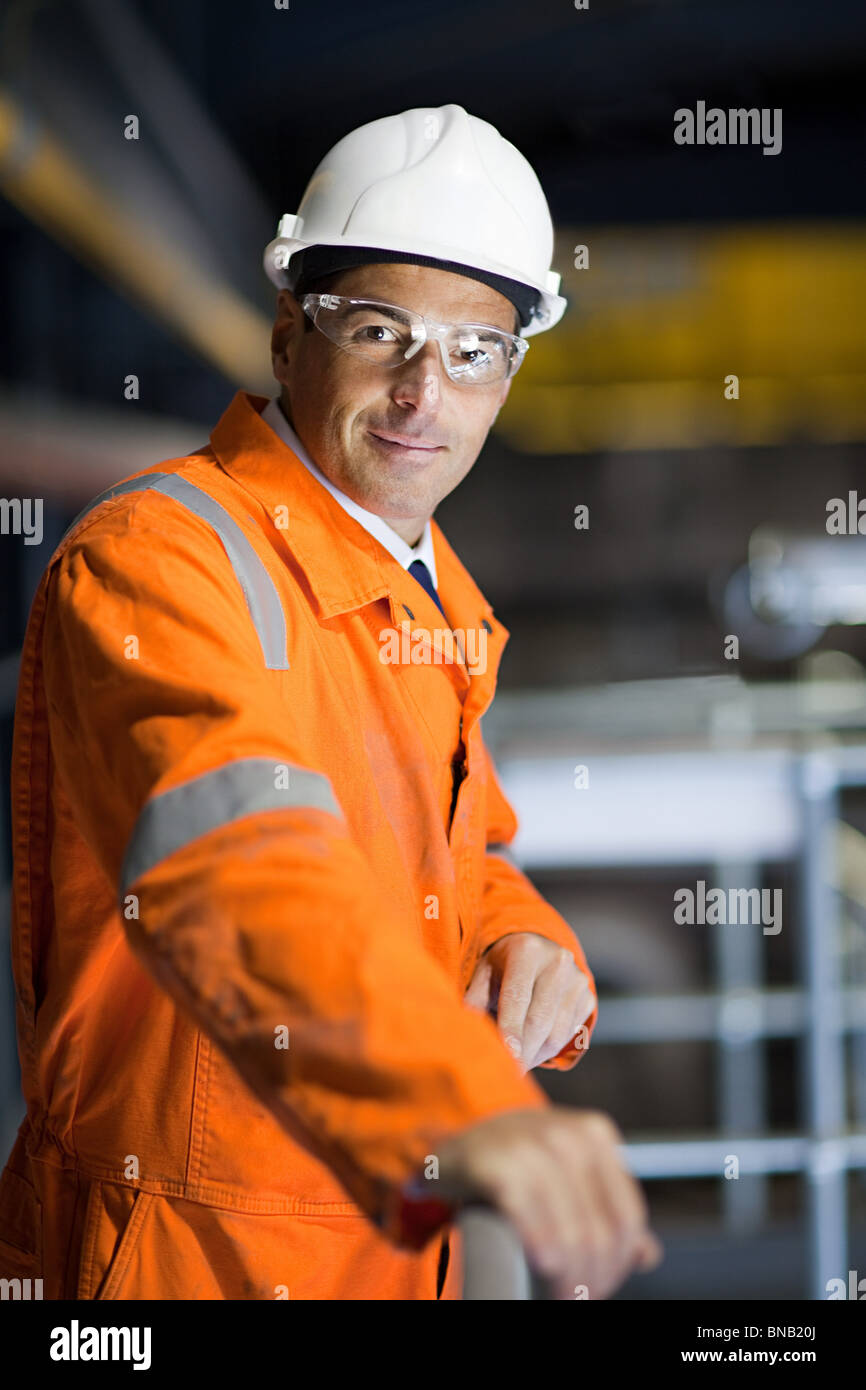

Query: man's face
[[271, 262, 517, 544]]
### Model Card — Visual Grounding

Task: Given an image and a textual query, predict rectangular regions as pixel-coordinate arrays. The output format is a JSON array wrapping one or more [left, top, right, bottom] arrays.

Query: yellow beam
[[0, 89, 273, 389], [502, 224, 866, 452]]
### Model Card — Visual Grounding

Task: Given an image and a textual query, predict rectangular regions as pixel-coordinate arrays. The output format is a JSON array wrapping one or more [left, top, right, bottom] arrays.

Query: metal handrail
[[457, 1205, 533, 1300]]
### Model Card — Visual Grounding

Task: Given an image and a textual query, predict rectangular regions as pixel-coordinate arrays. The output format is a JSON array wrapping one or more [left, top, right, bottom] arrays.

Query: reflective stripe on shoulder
[[120, 757, 340, 896], [63, 472, 289, 671], [486, 841, 518, 867]]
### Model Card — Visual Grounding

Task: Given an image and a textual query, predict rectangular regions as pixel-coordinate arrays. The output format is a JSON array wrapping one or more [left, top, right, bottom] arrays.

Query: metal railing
[[458, 1206, 533, 1299], [483, 725, 866, 1301]]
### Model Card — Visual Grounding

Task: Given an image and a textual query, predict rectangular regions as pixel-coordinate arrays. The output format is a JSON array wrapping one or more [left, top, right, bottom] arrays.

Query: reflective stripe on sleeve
[[120, 757, 340, 895], [63, 472, 290, 671]]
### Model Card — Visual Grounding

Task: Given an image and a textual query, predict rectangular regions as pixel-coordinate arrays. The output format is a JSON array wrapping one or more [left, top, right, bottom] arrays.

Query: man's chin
[[343, 465, 438, 521], [361, 488, 435, 524]]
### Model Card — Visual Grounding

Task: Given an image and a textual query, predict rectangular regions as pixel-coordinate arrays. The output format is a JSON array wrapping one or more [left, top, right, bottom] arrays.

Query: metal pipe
[[457, 1205, 532, 1300], [798, 752, 847, 1300]]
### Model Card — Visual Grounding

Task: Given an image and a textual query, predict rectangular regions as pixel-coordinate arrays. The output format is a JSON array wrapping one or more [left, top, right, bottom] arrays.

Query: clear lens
[[304, 295, 526, 385], [333, 302, 416, 361], [444, 327, 513, 382]]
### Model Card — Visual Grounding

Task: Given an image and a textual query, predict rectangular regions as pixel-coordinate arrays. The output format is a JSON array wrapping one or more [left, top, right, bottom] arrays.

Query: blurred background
[[1, 0, 865, 1299]]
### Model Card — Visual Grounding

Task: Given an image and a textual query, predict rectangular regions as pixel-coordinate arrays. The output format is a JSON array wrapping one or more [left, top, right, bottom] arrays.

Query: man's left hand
[[464, 932, 596, 1072]]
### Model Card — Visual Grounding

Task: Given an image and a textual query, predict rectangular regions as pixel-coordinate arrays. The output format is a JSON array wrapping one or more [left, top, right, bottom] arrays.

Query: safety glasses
[[301, 293, 529, 386]]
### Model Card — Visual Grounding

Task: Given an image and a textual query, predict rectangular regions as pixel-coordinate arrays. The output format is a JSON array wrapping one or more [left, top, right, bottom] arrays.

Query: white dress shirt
[[261, 397, 439, 587]]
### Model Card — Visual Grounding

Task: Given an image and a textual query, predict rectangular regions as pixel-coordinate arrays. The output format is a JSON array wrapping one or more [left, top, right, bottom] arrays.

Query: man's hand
[[464, 932, 596, 1070], [436, 1107, 663, 1300]]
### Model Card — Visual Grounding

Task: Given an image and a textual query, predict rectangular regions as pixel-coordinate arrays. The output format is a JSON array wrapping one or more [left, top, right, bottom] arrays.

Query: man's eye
[[354, 322, 399, 343], [454, 337, 499, 365], [455, 333, 500, 359]]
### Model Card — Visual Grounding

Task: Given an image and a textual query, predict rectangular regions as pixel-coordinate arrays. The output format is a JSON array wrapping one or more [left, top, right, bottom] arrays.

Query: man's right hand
[[435, 1107, 663, 1300]]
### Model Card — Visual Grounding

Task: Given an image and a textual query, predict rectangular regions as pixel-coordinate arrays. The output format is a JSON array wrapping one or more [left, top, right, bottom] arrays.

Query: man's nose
[[390, 337, 447, 409]]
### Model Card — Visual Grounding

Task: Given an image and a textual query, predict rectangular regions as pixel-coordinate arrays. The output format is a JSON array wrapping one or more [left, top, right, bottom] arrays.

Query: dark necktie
[[408, 559, 463, 823], [408, 558, 447, 620]]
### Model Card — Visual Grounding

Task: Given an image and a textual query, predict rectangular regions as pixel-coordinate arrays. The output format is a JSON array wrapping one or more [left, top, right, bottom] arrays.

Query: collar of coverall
[[210, 392, 510, 683]]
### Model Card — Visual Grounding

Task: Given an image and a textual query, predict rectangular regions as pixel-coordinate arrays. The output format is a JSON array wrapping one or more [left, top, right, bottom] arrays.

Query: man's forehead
[[325, 262, 518, 329]]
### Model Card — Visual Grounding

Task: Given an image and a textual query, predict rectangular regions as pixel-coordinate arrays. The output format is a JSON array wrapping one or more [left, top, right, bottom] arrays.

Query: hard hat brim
[[263, 233, 566, 337]]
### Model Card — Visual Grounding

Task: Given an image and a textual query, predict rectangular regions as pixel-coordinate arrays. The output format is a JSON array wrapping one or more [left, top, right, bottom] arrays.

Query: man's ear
[[271, 290, 304, 385]]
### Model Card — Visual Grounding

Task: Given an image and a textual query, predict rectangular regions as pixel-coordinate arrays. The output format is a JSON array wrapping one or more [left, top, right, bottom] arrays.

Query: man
[[0, 104, 660, 1300]]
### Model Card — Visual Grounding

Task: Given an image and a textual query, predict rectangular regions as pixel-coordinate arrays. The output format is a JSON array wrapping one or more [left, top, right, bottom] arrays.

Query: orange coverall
[[0, 390, 596, 1299]]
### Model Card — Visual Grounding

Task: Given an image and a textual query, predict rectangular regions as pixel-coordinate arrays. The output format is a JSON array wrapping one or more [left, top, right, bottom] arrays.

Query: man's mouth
[[367, 430, 445, 455]]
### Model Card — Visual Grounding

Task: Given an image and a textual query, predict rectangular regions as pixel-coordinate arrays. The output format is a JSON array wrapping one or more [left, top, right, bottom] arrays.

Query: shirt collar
[[261, 396, 438, 588], [210, 391, 508, 709], [210, 390, 511, 727]]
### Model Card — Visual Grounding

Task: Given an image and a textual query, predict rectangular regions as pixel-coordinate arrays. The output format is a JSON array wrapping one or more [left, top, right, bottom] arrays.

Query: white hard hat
[[263, 104, 566, 337]]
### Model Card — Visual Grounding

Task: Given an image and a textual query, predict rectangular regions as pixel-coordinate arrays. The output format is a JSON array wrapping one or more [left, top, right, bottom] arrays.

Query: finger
[[494, 946, 537, 1062], [527, 995, 582, 1070], [485, 1142, 566, 1272], [635, 1230, 664, 1271], [525, 969, 596, 1069], [592, 1152, 657, 1288], [540, 1119, 646, 1298], [506, 1149, 585, 1283], [559, 1156, 618, 1300], [548, 979, 597, 1062], [519, 964, 565, 1067], [463, 956, 493, 1012], [524, 1123, 618, 1298], [574, 977, 597, 1025]]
